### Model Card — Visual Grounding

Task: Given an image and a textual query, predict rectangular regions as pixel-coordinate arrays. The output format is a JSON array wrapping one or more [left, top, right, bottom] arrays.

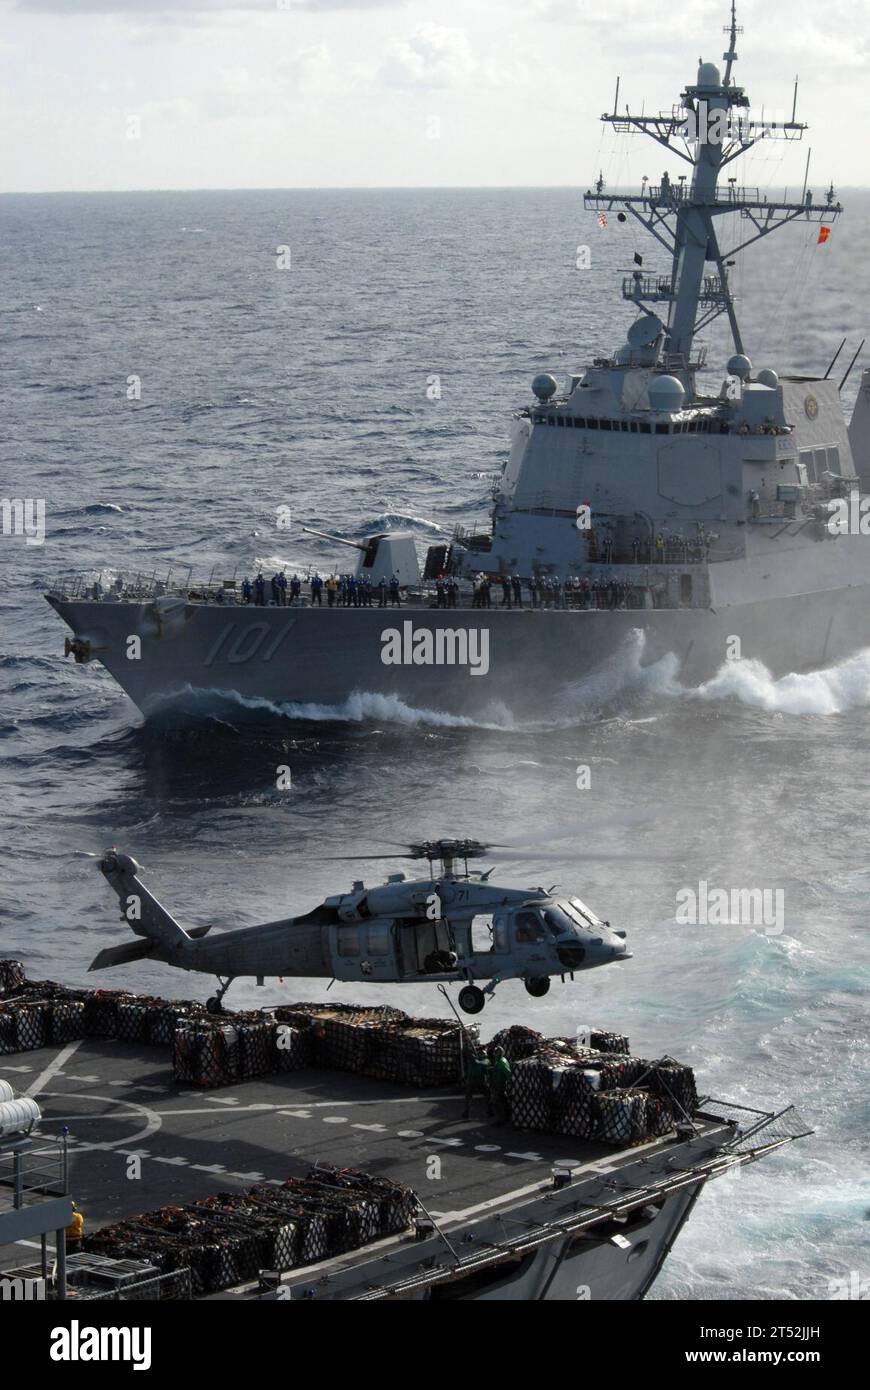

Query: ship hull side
[[48, 583, 870, 721]]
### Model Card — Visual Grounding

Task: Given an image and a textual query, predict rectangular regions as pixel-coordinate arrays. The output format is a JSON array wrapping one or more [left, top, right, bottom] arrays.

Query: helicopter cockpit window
[[337, 927, 361, 957], [514, 911, 546, 943], [542, 910, 569, 939], [565, 898, 596, 928]]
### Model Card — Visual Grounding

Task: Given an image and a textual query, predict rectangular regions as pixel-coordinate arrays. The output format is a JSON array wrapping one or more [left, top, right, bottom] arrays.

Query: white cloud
[[14, 0, 403, 12], [379, 24, 476, 89], [378, 22, 528, 91]]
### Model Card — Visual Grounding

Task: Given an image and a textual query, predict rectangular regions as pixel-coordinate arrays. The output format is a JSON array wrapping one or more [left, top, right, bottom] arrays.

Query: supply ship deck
[[0, 991, 811, 1302]]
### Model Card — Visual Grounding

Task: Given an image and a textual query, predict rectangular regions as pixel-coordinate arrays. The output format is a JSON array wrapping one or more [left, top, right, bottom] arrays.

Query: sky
[[0, 0, 867, 192]]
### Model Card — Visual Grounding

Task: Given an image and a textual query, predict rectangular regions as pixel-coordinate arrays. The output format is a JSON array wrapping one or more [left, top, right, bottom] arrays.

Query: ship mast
[[584, 2, 841, 392]]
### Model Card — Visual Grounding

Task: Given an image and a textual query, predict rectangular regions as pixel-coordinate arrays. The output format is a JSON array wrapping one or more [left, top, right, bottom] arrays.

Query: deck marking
[[351, 1123, 387, 1133], [153, 1156, 189, 1166], [191, 1163, 227, 1173], [474, 1144, 502, 1153], [322, 1115, 349, 1124], [24, 1041, 84, 1098], [396, 1130, 424, 1138], [504, 1151, 544, 1161], [0, 1064, 34, 1073], [226, 1172, 265, 1182], [427, 1137, 464, 1148], [36, 1091, 161, 1153]]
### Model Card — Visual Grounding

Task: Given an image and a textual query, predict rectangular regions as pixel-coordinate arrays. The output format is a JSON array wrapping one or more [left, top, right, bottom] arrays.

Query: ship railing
[[0, 1136, 68, 1210], [623, 275, 727, 304], [73, 1267, 193, 1302], [747, 500, 815, 523], [45, 567, 239, 605]]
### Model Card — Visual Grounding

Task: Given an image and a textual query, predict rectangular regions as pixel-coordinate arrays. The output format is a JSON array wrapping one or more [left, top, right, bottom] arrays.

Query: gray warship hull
[[46, 562, 870, 722]]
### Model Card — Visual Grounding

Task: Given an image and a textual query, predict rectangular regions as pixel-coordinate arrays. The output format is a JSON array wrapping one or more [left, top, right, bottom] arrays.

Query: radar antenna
[[585, 3, 842, 388]]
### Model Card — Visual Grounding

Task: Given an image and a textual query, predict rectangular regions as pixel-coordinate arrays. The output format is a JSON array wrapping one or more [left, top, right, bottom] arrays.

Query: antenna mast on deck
[[584, 3, 841, 391]]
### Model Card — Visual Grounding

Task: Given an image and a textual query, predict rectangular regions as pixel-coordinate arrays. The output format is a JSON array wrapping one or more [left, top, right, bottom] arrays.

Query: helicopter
[[91, 838, 632, 1014]]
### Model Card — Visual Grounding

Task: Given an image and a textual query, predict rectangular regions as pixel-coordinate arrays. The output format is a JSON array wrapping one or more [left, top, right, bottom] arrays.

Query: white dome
[[648, 374, 685, 413], [532, 373, 558, 401], [727, 353, 753, 381], [757, 368, 780, 388]]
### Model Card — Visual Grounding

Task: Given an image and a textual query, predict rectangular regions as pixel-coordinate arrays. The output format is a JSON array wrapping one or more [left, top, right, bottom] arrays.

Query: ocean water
[[0, 187, 868, 1301]]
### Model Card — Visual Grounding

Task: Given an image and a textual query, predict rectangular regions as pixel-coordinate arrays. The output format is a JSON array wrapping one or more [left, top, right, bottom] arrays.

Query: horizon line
[[3, 183, 870, 198]]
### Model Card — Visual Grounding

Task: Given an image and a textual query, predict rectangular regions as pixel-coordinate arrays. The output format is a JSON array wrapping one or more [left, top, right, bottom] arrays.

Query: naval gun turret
[[302, 527, 420, 587]]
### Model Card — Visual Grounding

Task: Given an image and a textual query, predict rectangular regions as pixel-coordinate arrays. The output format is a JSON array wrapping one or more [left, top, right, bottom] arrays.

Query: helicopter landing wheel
[[524, 976, 551, 998], [206, 977, 233, 1015], [458, 985, 486, 1015]]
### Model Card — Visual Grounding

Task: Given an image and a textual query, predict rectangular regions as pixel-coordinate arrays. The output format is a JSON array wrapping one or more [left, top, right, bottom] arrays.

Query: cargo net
[[82, 1165, 417, 1297], [272, 1003, 473, 1089], [0, 960, 25, 998], [508, 1045, 699, 1147], [696, 1098, 814, 1153]]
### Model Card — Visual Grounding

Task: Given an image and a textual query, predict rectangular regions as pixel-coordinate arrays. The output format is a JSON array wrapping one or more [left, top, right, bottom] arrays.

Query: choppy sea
[[0, 187, 867, 1299]]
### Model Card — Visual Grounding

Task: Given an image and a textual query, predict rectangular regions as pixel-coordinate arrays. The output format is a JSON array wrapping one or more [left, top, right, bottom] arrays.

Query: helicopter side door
[[396, 919, 457, 978], [328, 919, 400, 982]]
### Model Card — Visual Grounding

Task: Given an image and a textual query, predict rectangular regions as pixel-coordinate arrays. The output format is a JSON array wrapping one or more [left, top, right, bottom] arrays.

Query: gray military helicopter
[[92, 838, 632, 1014]]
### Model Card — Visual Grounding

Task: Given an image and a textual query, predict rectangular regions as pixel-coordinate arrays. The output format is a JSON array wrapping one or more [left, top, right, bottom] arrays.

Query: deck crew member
[[311, 573, 323, 605], [511, 574, 522, 607], [241, 576, 252, 604], [389, 574, 401, 606], [462, 1048, 493, 1120], [255, 572, 265, 606], [378, 576, 388, 607], [65, 1201, 84, 1254], [488, 1047, 512, 1125], [278, 571, 288, 605], [290, 573, 301, 604], [326, 574, 338, 607]]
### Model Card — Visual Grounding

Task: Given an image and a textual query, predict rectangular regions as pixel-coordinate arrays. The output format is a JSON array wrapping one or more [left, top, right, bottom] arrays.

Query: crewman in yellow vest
[[65, 1201, 84, 1252]]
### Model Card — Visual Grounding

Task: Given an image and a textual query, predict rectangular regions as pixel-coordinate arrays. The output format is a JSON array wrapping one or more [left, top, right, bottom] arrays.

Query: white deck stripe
[[24, 1041, 84, 1098]]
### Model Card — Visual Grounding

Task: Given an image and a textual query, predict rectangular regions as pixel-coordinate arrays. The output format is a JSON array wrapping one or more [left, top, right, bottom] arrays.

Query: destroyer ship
[[0, 959, 809, 1302], [46, 7, 870, 721]]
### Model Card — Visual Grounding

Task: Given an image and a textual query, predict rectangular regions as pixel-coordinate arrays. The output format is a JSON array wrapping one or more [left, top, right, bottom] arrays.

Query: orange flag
[[817, 226, 831, 244]]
